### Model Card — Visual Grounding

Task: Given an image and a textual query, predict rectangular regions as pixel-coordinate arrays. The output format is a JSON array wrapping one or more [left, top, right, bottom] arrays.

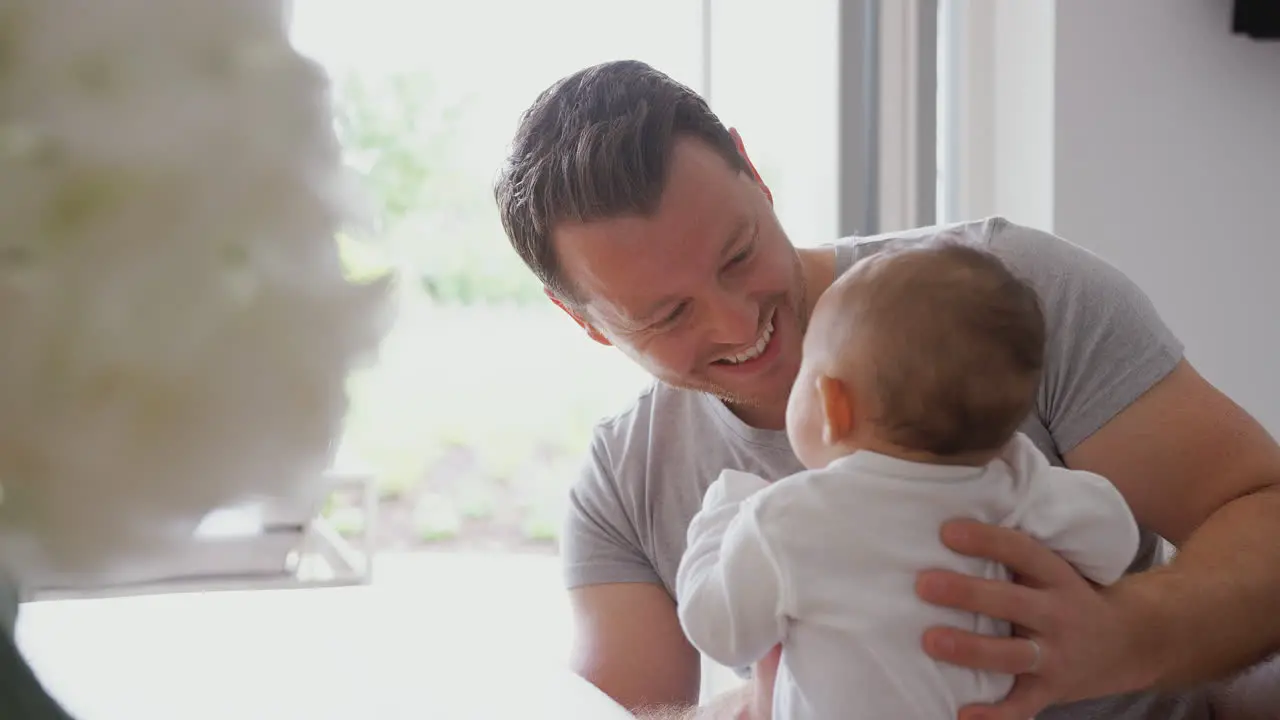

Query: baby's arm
[[1007, 437, 1140, 586], [674, 469, 789, 669]]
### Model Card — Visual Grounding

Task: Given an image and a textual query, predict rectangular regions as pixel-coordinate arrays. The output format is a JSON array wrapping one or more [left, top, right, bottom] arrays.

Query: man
[[493, 60, 1280, 720]]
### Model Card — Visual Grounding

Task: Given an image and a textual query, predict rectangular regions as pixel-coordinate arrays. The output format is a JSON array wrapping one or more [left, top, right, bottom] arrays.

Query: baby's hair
[[820, 235, 1046, 456]]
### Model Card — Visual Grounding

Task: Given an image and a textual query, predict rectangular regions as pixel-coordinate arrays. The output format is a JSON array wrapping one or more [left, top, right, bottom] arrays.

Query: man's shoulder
[[835, 216, 1135, 303], [835, 216, 1060, 261]]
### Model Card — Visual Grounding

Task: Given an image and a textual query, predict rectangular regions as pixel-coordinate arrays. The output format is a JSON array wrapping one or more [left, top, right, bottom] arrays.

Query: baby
[[675, 237, 1141, 720]]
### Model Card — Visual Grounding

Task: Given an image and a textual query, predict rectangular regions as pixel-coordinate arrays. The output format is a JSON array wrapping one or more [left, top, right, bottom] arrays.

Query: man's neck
[[797, 245, 838, 320], [727, 401, 788, 432]]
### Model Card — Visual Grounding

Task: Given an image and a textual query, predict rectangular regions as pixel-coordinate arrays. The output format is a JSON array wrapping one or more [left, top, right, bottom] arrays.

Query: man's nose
[[704, 291, 758, 347]]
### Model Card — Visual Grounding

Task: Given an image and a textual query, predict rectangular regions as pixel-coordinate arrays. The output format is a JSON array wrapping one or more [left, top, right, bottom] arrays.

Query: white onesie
[[674, 433, 1140, 720]]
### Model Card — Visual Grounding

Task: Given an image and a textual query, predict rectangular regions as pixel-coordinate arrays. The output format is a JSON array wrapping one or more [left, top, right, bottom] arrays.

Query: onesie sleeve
[[674, 470, 789, 669], [1005, 435, 1141, 585]]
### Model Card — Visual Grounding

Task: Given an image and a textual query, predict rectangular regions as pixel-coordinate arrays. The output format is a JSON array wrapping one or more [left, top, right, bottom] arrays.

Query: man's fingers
[[958, 675, 1053, 720], [916, 571, 1054, 634], [922, 627, 1042, 676], [939, 519, 1080, 589]]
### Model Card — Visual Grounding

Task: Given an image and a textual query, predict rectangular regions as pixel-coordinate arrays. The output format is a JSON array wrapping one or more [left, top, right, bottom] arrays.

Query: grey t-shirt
[[562, 216, 1209, 719]]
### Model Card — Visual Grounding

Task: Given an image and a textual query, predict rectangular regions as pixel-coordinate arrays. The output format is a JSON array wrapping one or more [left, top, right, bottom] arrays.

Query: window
[[706, 0, 840, 248]]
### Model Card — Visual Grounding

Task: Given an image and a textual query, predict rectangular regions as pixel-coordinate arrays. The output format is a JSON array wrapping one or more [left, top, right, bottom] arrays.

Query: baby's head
[[786, 236, 1045, 469]]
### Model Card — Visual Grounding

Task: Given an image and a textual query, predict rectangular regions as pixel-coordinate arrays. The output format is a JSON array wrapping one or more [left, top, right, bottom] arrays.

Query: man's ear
[[728, 127, 774, 205], [815, 374, 854, 446], [545, 288, 611, 347]]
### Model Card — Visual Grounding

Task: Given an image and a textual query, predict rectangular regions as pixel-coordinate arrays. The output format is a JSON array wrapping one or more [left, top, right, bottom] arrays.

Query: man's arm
[[1066, 359, 1280, 686], [562, 438, 773, 718], [568, 583, 701, 714], [568, 583, 754, 719]]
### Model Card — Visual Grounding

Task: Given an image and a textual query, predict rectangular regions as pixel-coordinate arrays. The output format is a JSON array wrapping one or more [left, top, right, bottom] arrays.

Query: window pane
[[707, 0, 839, 247], [936, 0, 954, 224]]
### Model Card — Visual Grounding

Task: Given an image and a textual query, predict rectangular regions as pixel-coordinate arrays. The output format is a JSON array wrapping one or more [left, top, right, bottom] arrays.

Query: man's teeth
[[721, 317, 774, 365]]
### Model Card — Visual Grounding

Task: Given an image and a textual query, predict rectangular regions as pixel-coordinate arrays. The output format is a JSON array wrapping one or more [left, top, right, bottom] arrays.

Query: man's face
[[553, 136, 807, 417]]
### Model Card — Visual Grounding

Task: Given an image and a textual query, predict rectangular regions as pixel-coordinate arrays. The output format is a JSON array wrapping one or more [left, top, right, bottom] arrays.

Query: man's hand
[[915, 520, 1143, 720]]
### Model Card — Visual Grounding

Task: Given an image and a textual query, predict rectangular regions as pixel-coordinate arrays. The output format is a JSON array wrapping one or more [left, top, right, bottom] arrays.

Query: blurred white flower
[[0, 0, 393, 582]]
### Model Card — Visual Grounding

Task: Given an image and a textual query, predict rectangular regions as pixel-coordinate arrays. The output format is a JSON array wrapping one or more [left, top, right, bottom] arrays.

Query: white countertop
[[15, 552, 631, 719]]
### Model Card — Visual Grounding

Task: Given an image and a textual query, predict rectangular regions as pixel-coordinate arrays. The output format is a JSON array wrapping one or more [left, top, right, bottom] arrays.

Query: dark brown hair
[[829, 237, 1046, 456], [493, 60, 748, 303]]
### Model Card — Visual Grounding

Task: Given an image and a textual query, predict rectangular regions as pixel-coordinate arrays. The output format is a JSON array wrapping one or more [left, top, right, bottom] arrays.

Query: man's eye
[[662, 302, 688, 325], [727, 243, 755, 268]]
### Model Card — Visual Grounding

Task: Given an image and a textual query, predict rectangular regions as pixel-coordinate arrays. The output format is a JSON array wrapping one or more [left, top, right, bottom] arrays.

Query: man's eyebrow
[[719, 216, 753, 258]]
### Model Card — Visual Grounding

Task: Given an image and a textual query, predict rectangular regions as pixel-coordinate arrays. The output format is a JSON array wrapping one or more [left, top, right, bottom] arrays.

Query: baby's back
[[754, 452, 1025, 719]]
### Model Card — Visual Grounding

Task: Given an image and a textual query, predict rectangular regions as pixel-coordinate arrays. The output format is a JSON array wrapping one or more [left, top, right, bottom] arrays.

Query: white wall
[[947, 0, 1280, 433], [1055, 0, 1280, 434]]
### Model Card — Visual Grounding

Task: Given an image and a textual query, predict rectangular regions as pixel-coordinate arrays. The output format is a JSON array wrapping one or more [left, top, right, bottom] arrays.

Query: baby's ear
[[816, 375, 854, 445]]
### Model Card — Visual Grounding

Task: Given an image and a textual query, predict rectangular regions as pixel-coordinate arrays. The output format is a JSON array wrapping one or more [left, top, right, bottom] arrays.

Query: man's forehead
[[554, 216, 668, 290]]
